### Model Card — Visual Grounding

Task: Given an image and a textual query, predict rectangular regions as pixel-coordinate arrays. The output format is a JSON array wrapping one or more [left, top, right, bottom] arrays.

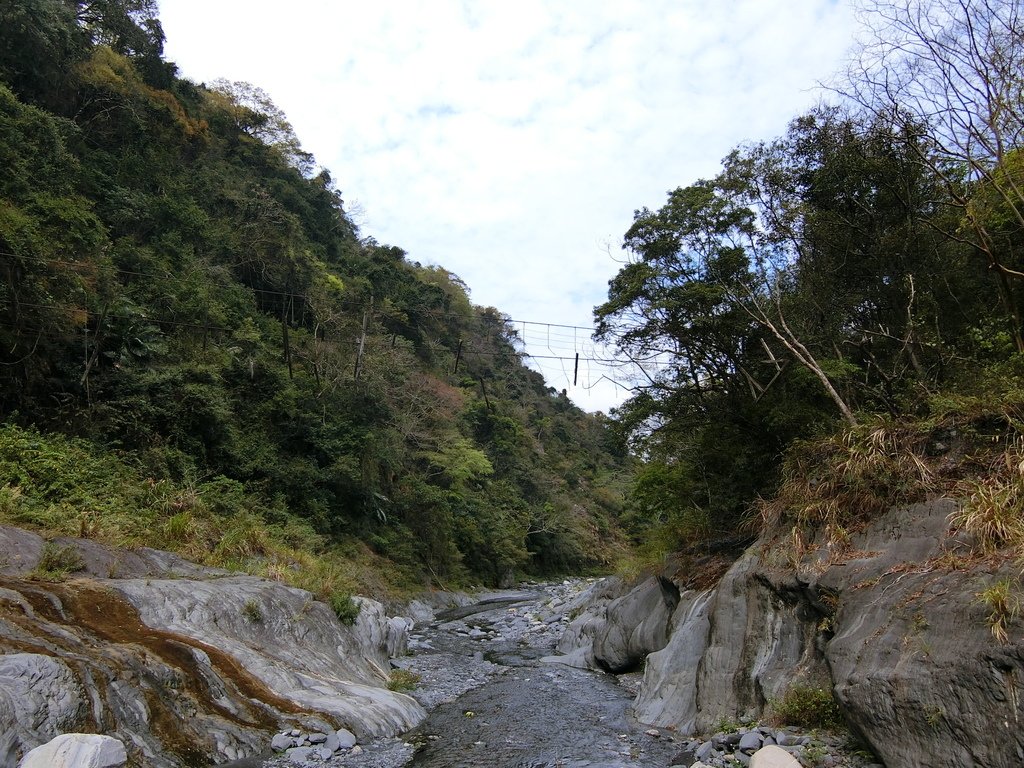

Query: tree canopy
[[0, 0, 631, 586]]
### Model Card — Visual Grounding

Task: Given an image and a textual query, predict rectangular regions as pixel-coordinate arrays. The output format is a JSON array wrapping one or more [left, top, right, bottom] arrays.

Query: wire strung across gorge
[[0, 254, 660, 398]]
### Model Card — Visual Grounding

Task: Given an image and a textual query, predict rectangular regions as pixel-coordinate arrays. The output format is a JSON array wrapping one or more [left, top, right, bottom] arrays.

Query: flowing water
[[256, 582, 679, 768], [394, 584, 678, 768]]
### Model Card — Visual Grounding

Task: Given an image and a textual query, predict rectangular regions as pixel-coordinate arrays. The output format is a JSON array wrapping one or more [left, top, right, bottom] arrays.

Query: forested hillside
[[600, 0, 1024, 559], [0, 0, 630, 592]]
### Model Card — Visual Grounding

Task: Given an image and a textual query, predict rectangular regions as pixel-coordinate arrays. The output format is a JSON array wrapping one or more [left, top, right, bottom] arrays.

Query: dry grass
[[949, 437, 1024, 555], [759, 419, 933, 541], [978, 578, 1021, 644]]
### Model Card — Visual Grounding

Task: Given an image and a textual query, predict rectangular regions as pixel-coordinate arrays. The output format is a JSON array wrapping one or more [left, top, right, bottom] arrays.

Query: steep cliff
[[553, 500, 1024, 767]]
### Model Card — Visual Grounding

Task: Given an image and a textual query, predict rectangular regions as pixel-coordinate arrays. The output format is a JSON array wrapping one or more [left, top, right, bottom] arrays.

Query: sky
[[158, 0, 859, 413]]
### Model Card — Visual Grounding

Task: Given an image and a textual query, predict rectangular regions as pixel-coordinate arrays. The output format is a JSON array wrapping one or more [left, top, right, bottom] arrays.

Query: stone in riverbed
[[750, 744, 803, 768], [285, 746, 313, 764], [307, 732, 328, 744], [738, 730, 763, 752], [669, 743, 697, 765], [323, 732, 341, 752], [271, 733, 294, 751], [694, 740, 715, 762], [336, 728, 357, 748], [18, 733, 127, 768]]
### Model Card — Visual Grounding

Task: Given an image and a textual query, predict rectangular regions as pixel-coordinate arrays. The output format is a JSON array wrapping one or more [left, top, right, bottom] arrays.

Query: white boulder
[[750, 744, 802, 768], [18, 734, 126, 768]]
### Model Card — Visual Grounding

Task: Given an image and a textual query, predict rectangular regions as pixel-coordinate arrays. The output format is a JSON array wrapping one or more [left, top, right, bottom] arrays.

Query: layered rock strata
[[0, 526, 424, 767]]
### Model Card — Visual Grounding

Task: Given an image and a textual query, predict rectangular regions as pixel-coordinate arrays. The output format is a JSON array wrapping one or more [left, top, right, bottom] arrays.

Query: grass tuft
[[29, 541, 84, 581], [386, 668, 421, 692], [327, 591, 361, 625], [978, 578, 1020, 644], [241, 598, 264, 624], [950, 438, 1024, 554], [759, 418, 932, 539]]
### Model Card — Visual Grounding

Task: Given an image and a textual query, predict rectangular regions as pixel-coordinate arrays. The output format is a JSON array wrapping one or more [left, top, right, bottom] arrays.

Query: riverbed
[[261, 580, 680, 768]]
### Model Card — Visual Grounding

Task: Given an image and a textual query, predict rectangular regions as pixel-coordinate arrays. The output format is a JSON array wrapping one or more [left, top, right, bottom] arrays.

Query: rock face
[[0, 526, 424, 768], [112, 576, 423, 739], [558, 500, 1024, 768], [591, 575, 679, 672], [0, 653, 85, 768], [547, 576, 678, 672], [631, 588, 714, 732]]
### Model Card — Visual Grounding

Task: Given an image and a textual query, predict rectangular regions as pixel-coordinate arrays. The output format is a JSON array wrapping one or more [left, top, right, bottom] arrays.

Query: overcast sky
[[158, 0, 858, 413]]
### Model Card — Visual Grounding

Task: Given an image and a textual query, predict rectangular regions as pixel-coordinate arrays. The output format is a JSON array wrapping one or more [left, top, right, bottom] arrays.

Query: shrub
[[771, 683, 843, 728], [30, 541, 85, 581], [951, 439, 1024, 554], [386, 669, 421, 691], [760, 420, 931, 535], [328, 591, 360, 625], [242, 598, 264, 623]]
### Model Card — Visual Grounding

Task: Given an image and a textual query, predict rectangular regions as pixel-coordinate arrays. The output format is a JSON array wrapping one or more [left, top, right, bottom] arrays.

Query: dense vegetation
[[599, 0, 1024, 557], [3, 0, 1021, 597], [0, 0, 631, 592]]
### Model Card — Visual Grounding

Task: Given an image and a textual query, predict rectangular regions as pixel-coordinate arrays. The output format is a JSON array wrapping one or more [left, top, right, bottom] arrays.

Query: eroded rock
[[560, 500, 1024, 767], [0, 654, 85, 766], [0, 526, 424, 767]]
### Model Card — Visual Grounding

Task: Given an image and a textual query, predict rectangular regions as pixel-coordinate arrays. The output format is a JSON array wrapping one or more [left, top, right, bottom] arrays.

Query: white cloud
[[159, 0, 857, 412]]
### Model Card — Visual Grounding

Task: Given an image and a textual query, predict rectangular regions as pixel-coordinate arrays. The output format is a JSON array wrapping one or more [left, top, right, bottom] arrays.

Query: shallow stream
[[379, 583, 676, 768]]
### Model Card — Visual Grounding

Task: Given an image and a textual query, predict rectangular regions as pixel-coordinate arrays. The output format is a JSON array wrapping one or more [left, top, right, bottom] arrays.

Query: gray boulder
[[738, 730, 763, 753], [270, 733, 294, 752], [285, 746, 313, 764], [542, 577, 630, 668], [545, 576, 678, 673], [335, 728, 357, 748]]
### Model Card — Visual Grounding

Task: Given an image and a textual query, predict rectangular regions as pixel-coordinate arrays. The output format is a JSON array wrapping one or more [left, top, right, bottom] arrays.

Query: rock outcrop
[[0, 526, 425, 767], [546, 575, 678, 671], [557, 500, 1024, 768]]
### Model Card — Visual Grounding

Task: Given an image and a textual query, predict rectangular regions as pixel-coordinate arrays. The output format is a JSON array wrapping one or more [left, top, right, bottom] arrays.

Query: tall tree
[[845, 0, 1024, 349]]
